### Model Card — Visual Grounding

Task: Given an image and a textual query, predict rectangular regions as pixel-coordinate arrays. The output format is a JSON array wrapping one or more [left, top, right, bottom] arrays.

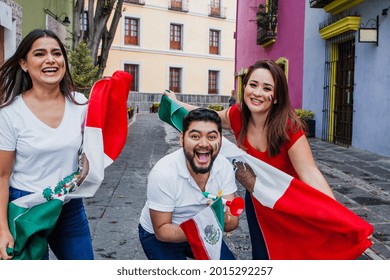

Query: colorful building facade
[[0, 0, 22, 66], [305, 0, 390, 156], [235, 0, 305, 109], [235, 0, 390, 156], [105, 0, 236, 96]]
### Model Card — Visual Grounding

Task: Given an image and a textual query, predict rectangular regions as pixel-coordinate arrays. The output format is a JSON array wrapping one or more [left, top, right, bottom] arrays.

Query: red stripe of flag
[[253, 178, 374, 260], [86, 70, 132, 161], [180, 219, 210, 260]]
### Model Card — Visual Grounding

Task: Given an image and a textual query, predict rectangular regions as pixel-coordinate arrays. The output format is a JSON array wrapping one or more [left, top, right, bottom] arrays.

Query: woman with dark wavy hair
[[164, 59, 335, 259], [0, 29, 92, 260]]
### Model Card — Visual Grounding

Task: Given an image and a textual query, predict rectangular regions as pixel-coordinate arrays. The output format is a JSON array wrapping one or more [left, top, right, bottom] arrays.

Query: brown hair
[[238, 59, 305, 157], [0, 29, 81, 108]]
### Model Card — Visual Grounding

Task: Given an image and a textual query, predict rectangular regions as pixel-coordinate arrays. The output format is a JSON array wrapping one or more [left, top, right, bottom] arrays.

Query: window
[[170, 0, 182, 11], [170, 24, 182, 50], [209, 29, 220, 55], [125, 17, 139, 45], [124, 64, 139, 92], [208, 70, 219, 94], [169, 67, 182, 92]]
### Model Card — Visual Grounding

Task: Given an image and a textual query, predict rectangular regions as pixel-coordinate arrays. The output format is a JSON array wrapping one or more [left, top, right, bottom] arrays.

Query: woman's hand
[[163, 89, 177, 102], [234, 161, 256, 193], [0, 229, 14, 260]]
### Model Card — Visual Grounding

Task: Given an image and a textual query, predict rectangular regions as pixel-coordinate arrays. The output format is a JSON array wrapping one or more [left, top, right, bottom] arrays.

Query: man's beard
[[183, 148, 217, 174]]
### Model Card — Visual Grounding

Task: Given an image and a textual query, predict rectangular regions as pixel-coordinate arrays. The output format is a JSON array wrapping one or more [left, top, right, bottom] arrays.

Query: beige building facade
[[104, 0, 236, 96]]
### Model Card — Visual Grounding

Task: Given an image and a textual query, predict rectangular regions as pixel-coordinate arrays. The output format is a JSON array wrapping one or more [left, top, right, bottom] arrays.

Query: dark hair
[[183, 108, 222, 135], [0, 29, 79, 107], [239, 59, 304, 157]]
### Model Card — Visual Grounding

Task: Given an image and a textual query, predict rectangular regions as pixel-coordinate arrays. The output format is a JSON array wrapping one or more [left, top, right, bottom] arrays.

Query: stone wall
[[127, 92, 230, 112]]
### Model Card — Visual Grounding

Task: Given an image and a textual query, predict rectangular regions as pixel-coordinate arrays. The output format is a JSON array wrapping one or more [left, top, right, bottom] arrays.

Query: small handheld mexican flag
[[7, 70, 132, 260], [180, 196, 225, 260]]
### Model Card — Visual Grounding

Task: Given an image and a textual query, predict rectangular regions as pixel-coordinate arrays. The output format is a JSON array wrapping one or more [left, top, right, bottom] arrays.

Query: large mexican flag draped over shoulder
[[7, 70, 132, 260], [180, 197, 225, 260], [159, 96, 374, 260]]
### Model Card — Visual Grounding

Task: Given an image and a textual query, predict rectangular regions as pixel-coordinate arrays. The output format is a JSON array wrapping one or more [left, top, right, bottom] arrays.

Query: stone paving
[[84, 113, 390, 260]]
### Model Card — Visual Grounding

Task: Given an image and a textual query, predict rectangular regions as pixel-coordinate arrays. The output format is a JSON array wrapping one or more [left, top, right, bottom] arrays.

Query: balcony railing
[[208, 5, 226, 19], [257, 28, 277, 46], [169, 0, 189, 13], [256, 13, 278, 46], [124, 0, 145, 5], [309, 0, 334, 8]]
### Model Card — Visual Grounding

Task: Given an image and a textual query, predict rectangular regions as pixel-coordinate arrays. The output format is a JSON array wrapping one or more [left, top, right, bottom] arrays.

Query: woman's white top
[[0, 93, 88, 193]]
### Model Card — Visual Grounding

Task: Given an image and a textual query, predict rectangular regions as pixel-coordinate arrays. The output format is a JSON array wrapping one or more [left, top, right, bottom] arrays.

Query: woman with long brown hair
[[0, 29, 92, 260]]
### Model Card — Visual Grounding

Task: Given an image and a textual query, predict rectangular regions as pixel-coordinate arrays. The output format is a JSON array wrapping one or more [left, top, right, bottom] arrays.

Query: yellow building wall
[[104, 0, 236, 95]]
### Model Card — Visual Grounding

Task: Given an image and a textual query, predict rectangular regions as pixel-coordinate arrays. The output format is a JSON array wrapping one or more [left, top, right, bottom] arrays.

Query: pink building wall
[[235, 0, 305, 109]]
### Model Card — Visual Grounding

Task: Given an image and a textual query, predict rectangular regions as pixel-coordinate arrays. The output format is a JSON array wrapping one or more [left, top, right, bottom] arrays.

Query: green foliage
[[256, 0, 279, 29], [295, 109, 314, 120], [207, 104, 224, 111], [69, 41, 100, 98]]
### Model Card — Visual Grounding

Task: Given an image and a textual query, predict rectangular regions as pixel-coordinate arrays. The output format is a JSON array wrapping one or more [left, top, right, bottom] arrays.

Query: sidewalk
[[309, 138, 390, 259], [84, 113, 390, 260]]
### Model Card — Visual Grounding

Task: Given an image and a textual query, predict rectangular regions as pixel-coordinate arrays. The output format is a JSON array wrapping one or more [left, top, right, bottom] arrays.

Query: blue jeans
[[245, 191, 269, 260], [138, 224, 235, 260], [9, 186, 94, 260]]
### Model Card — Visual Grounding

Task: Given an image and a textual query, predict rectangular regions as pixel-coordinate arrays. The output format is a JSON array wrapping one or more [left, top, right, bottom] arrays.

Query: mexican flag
[[219, 136, 374, 260], [7, 70, 132, 260], [180, 197, 225, 260], [158, 96, 374, 260]]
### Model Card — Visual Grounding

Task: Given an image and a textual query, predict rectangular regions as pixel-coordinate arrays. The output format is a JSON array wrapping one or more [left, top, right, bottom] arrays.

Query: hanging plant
[[256, 0, 279, 31]]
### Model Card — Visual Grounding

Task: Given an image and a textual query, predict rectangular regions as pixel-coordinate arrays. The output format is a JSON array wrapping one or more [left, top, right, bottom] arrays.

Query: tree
[[69, 41, 99, 97], [73, 0, 124, 77]]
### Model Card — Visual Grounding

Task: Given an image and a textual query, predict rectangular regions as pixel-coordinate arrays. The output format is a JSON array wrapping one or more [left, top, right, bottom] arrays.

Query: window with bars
[[209, 29, 220, 55], [169, 67, 182, 93], [170, 24, 182, 50], [124, 64, 139, 92], [125, 17, 139, 45], [208, 70, 219, 94]]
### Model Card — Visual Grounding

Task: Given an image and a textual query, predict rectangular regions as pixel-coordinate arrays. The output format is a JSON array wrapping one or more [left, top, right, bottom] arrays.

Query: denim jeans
[[138, 223, 235, 260], [245, 191, 269, 260], [9, 186, 94, 260]]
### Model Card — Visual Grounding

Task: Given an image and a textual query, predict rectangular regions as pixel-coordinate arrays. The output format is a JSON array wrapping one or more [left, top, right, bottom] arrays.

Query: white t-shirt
[[139, 148, 237, 234], [0, 93, 88, 193]]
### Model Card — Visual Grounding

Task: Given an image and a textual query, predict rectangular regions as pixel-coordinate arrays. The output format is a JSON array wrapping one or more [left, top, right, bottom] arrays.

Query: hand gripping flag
[[180, 196, 225, 260], [158, 96, 374, 260], [7, 70, 132, 260]]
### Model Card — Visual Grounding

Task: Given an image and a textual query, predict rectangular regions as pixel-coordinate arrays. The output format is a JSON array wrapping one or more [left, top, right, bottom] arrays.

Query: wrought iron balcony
[[309, 0, 334, 8], [257, 28, 277, 46], [256, 13, 278, 46], [169, 0, 189, 13], [124, 0, 145, 5], [208, 4, 226, 19]]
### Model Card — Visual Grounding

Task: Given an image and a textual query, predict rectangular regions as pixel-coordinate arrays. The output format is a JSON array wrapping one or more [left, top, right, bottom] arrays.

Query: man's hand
[[234, 161, 256, 193]]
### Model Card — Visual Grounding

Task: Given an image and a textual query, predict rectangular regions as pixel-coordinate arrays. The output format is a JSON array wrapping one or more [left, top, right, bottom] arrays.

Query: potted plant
[[128, 106, 134, 119], [295, 109, 316, 137], [255, 0, 279, 45], [150, 102, 160, 113], [207, 104, 224, 111]]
